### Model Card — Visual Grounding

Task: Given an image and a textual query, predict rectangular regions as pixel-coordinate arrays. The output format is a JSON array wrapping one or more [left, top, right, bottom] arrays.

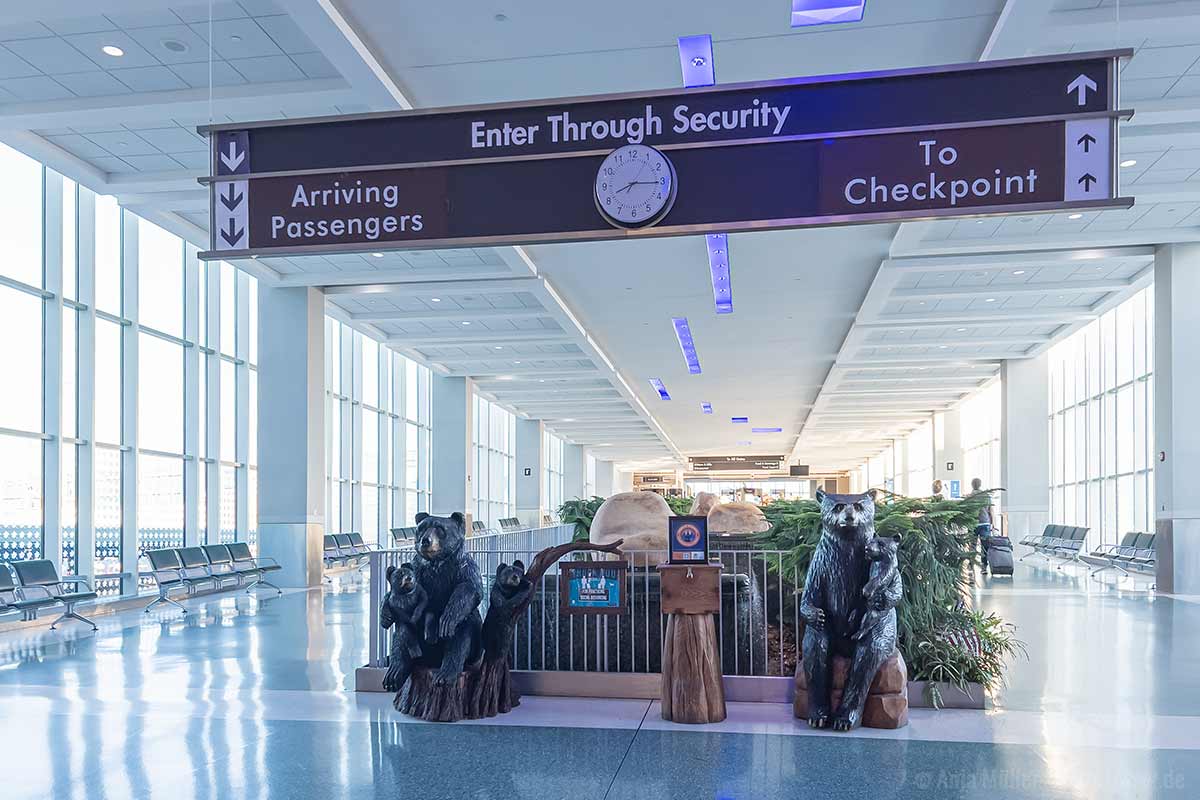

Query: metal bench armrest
[[252, 556, 280, 568], [59, 576, 95, 592], [17, 585, 55, 601]]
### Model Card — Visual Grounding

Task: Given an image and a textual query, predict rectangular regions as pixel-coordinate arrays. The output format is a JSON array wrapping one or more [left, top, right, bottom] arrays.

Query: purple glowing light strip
[[672, 316, 702, 374], [649, 378, 671, 400], [707, 234, 733, 314], [700, 402, 713, 414], [791, 0, 866, 28], [731, 416, 749, 424], [677, 34, 715, 88], [752, 427, 783, 434]]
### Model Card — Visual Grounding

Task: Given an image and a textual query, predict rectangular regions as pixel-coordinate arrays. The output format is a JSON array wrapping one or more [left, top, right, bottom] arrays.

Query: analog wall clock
[[594, 144, 677, 228]]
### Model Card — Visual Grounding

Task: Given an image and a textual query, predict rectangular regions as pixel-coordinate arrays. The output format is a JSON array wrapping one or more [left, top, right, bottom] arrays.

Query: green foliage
[[756, 490, 1023, 697], [557, 497, 606, 542], [664, 494, 694, 515]]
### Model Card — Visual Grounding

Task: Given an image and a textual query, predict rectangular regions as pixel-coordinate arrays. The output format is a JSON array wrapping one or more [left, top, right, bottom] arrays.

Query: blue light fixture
[[649, 378, 671, 400], [677, 34, 715, 88], [672, 317, 702, 374], [700, 402, 713, 414], [752, 427, 784, 434], [707, 234, 733, 314], [731, 416, 749, 424], [791, 0, 866, 28]]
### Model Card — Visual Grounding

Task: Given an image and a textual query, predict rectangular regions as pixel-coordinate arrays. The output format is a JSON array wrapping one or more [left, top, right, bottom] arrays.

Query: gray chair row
[[323, 533, 376, 570], [1019, 524, 1090, 565], [1079, 532, 1157, 579], [498, 518, 522, 531], [144, 543, 281, 615], [0, 560, 99, 631], [390, 526, 418, 544]]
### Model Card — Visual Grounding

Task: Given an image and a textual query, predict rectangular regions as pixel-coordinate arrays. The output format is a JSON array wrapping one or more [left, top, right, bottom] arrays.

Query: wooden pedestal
[[659, 563, 726, 724]]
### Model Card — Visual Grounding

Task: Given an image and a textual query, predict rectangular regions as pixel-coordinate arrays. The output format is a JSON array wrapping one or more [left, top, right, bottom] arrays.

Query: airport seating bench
[[389, 526, 418, 545], [1080, 532, 1157, 578], [1019, 524, 1090, 565], [143, 544, 283, 615], [9, 560, 99, 631], [323, 534, 368, 570], [0, 564, 59, 621]]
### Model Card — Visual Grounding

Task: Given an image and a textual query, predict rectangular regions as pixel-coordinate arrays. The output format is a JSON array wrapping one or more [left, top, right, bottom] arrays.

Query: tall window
[[1048, 287, 1154, 546], [325, 319, 432, 545], [472, 395, 516, 527], [906, 420, 934, 497], [0, 143, 260, 588], [961, 380, 1001, 504], [543, 431, 565, 515]]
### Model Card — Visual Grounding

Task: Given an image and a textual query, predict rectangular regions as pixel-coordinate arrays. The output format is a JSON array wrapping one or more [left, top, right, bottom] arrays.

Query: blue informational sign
[[950, 480, 961, 499], [561, 561, 627, 616], [669, 515, 709, 564]]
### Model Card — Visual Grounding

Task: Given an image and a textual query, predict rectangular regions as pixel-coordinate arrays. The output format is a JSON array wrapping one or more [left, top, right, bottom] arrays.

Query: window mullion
[[43, 170, 63, 572]]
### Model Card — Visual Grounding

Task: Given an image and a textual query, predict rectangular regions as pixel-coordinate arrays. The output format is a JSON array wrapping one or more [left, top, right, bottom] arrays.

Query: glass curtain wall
[[961, 380, 1002, 503], [472, 394, 516, 527], [0, 143, 258, 592], [325, 318, 432, 545], [906, 420, 935, 497], [1048, 287, 1154, 546], [542, 430, 565, 516]]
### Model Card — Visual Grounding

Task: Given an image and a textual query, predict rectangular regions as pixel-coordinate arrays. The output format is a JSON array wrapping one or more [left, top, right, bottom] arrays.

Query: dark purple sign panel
[[235, 122, 1075, 254]]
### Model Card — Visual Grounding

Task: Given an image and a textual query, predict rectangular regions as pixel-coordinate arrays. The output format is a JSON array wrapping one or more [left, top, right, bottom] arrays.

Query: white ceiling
[[3, 0, 1199, 471]]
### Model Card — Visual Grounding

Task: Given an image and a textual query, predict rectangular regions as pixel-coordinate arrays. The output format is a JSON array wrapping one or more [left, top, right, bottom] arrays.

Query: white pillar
[[616, 470, 634, 493], [257, 286, 325, 588], [934, 409, 964, 497], [563, 443, 586, 501], [1154, 244, 1200, 593], [515, 418, 544, 526], [430, 374, 472, 521], [594, 459, 616, 497], [1001, 354, 1050, 543]]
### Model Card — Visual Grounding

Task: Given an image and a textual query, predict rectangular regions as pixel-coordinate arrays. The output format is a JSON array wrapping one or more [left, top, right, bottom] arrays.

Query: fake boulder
[[689, 492, 719, 517], [794, 650, 909, 729], [707, 501, 770, 534], [589, 491, 671, 563]]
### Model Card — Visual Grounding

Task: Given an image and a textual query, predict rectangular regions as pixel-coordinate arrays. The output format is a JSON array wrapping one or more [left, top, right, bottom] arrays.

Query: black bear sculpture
[[799, 489, 901, 731], [380, 562, 428, 693], [481, 561, 533, 659], [409, 511, 484, 686]]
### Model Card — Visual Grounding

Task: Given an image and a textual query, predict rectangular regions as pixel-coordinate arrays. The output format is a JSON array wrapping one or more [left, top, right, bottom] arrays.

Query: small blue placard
[[669, 515, 709, 564], [949, 480, 961, 499], [561, 561, 627, 615]]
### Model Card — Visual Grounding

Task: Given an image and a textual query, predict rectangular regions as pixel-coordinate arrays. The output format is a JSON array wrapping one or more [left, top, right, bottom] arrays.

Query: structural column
[[258, 286, 325, 588], [1154, 244, 1200, 593], [1001, 355, 1050, 543], [933, 409, 964, 497], [594, 459, 616, 497], [515, 418, 544, 526], [430, 374, 473, 521], [563, 443, 586, 501]]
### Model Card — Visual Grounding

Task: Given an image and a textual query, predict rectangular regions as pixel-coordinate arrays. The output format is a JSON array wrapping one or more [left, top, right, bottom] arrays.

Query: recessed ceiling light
[[939, 345, 949, 349], [101, 45, 124, 57], [1068, 213, 1083, 220], [230, 34, 243, 42], [494, 13, 508, 22], [161, 38, 189, 53], [1013, 270, 1026, 275], [493, 345, 503, 350], [430, 297, 441, 302], [461, 321, 470, 325], [956, 327, 967, 332], [1120, 159, 1137, 168], [985, 297, 996, 303], [371, 252, 383, 258], [563, 418, 575, 422]]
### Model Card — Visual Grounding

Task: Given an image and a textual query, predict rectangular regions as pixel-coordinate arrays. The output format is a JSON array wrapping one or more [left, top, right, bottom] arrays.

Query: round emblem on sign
[[594, 144, 677, 228], [674, 522, 702, 548]]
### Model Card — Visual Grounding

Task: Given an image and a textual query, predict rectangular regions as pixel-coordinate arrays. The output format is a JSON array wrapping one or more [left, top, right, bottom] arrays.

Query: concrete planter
[[907, 680, 987, 709]]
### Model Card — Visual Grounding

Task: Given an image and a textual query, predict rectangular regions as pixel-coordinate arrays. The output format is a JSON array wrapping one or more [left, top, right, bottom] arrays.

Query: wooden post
[[658, 563, 726, 724]]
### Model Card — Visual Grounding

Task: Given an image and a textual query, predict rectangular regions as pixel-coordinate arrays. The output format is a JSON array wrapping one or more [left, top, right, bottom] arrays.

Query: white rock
[[589, 491, 671, 565], [689, 492, 719, 517], [708, 501, 770, 534]]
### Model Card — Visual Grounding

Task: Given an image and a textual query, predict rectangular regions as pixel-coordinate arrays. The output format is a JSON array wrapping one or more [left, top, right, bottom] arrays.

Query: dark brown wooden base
[[661, 613, 726, 724], [468, 657, 520, 718], [394, 663, 522, 722]]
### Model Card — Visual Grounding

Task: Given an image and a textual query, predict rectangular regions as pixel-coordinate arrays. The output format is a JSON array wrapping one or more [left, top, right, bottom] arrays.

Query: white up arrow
[[1066, 74, 1098, 106], [220, 140, 245, 172]]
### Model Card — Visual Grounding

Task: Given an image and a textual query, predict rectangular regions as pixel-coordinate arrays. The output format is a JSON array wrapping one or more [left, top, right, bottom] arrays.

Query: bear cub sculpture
[[482, 560, 534, 660], [852, 533, 902, 642], [381, 562, 428, 661], [799, 489, 901, 731]]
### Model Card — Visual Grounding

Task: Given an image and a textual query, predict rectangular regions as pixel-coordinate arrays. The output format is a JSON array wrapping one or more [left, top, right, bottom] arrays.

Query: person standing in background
[[969, 477, 994, 581]]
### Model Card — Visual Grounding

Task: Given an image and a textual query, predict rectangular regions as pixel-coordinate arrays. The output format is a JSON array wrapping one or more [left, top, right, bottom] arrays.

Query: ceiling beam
[[350, 307, 551, 323], [446, 366, 598, 379], [283, 268, 516, 288], [324, 277, 540, 296], [889, 279, 1132, 300], [882, 246, 1154, 273], [869, 309, 1097, 325], [391, 329, 575, 346]]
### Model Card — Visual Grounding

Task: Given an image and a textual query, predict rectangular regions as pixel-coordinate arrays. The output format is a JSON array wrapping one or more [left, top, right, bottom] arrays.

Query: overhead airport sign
[[201, 51, 1130, 259], [689, 455, 785, 472]]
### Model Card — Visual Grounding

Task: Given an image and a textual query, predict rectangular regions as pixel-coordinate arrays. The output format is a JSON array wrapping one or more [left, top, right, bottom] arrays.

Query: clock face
[[594, 144, 677, 228]]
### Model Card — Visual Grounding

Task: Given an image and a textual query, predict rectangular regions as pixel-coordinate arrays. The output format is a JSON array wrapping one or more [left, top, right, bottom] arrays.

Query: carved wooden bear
[[380, 562, 428, 692], [410, 511, 484, 686], [481, 560, 534, 661], [799, 489, 899, 731]]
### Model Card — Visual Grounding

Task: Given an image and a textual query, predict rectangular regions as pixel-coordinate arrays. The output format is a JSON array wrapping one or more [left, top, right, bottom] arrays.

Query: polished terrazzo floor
[[1, 560, 1196, 799]]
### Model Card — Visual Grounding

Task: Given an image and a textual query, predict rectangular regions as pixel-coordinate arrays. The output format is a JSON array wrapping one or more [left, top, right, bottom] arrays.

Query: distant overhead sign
[[689, 455, 785, 472], [201, 51, 1131, 259]]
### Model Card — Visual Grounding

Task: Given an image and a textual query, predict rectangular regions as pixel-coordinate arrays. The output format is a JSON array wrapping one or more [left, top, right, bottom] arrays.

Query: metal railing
[[366, 527, 800, 679]]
